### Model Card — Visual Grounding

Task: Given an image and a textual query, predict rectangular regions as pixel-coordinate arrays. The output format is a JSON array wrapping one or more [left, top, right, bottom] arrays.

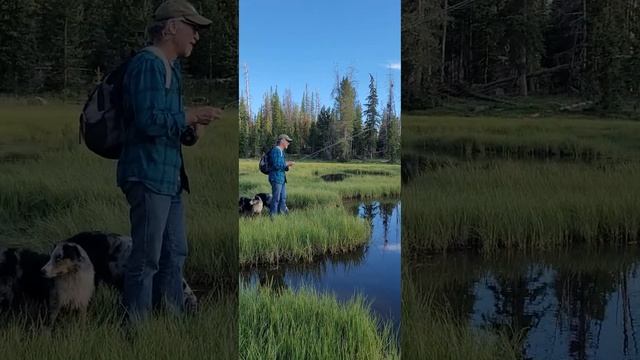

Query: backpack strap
[[141, 46, 173, 89]]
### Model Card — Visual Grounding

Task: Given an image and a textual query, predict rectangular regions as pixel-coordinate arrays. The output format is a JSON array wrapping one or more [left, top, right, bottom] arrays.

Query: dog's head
[[41, 243, 90, 278], [250, 196, 263, 206]]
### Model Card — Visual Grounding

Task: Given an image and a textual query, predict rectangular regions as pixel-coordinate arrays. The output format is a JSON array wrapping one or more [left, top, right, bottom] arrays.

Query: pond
[[242, 200, 401, 330], [409, 248, 640, 360]]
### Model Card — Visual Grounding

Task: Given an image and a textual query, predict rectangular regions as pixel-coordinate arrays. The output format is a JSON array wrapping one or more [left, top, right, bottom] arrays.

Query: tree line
[[239, 72, 400, 162], [0, 0, 237, 102], [402, 0, 640, 111]]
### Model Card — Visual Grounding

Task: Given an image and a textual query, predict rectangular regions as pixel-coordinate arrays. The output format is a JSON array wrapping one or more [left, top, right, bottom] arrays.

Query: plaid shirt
[[117, 50, 189, 195], [268, 146, 289, 184]]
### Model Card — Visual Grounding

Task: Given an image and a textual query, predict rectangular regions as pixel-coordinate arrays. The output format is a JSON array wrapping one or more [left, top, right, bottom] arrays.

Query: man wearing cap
[[118, 0, 221, 323], [268, 134, 295, 217]]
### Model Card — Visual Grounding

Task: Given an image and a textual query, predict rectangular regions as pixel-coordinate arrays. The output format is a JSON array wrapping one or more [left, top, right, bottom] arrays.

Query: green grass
[[404, 160, 640, 255], [0, 287, 237, 360], [239, 159, 401, 207], [0, 104, 237, 289], [239, 159, 399, 266], [403, 114, 640, 254], [403, 114, 640, 162], [240, 285, 398, 360], [402, 279, 519, 360], [240, 206, 370, 266]]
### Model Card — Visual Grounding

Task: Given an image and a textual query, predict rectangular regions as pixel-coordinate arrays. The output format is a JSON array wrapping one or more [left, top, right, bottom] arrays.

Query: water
[[243, 200, 401, 329], [410, 248, 640, 360]]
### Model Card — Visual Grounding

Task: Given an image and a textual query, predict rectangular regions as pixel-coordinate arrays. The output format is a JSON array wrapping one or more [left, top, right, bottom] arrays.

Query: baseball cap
[[154, 0, 212, 27]]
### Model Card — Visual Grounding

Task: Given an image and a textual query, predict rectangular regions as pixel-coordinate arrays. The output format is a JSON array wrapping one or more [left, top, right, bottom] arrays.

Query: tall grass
[[240, 284, 398, 360], [0, 104, 237, 289], [404, 161, 640, 255], [0, 287, 237, 360], [403, 115, 640, 161], [240, 206, 370, 266]]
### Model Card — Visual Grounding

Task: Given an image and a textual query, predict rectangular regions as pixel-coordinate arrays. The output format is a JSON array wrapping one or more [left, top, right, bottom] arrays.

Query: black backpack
[[79, 46, 172, 159], [259, 150, 271, 175]]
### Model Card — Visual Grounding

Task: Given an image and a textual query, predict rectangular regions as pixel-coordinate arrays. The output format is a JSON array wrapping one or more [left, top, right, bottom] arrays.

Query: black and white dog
[[41, 243, 95, 325], [239, 195, 263, 216], [62, 231, 198, 311], [1, 243, 95, 326], [255, 193, 272, 209]]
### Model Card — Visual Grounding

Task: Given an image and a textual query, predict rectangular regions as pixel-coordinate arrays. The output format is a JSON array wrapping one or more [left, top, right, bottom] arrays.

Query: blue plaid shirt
[[268, 146, 289, 184], [117, 50, 188, 195]]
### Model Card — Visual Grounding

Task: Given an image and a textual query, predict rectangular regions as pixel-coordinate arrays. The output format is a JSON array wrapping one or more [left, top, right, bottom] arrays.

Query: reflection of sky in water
[[245, 201, 401, 331], [466, 260, 640, 360]]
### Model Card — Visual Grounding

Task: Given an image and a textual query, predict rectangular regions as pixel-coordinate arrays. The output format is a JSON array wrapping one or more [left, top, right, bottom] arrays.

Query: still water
[[243, 201, 401, 329], [411, 248, 640, 360]]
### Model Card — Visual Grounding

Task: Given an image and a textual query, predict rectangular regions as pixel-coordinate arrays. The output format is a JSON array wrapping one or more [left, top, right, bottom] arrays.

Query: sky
[[239, 0, 400, 119]]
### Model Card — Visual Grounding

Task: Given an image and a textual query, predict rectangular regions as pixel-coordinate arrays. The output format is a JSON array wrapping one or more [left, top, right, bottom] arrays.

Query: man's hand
[[286, 161, 295, 167], [187, 106, 223, 126]]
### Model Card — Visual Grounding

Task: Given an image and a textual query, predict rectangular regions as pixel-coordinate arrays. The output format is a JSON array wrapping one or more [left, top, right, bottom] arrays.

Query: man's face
[[283, 139, 290, 149], [171, 20, 200, 58]]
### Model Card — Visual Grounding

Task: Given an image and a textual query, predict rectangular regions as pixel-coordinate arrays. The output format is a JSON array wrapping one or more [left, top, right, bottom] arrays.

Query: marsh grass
[[403, 114, 640, 162], [0, 287, 237, 360], [239, 206, 370, 266], [239, 284, 398, 360], [0, 104, 237, 289], [404, 161, 640, 255]]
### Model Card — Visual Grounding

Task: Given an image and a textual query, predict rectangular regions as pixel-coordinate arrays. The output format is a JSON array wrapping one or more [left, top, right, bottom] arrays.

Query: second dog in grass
[[63, 231, 198, 312], [40, 243, 95, 326], [239, 195, 263, 217]]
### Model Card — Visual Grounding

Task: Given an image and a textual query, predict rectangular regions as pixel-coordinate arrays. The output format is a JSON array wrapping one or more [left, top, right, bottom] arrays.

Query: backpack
[[79, 46, 172, 159], [259, 150, 271, 175]]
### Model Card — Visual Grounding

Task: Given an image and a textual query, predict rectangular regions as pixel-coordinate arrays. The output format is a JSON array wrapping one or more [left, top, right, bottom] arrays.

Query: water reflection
[[407, 248, 640, 359]]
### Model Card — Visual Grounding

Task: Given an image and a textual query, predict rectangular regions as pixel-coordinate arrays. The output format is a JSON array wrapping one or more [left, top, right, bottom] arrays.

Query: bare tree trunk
[[519, 46, 528, 96], [441, 0, 448, 83], [64, 15, 68, 93]]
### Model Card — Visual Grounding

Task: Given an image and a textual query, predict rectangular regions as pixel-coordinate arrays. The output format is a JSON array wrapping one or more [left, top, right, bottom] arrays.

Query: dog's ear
[[62, 244, 82, 261]]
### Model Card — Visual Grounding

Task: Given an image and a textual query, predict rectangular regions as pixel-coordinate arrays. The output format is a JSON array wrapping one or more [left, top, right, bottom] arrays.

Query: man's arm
[[126, 58, 186, 139]]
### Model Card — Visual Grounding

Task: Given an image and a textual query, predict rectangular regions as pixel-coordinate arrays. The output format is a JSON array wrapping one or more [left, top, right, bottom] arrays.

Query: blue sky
[[240, 0, 400, 119]]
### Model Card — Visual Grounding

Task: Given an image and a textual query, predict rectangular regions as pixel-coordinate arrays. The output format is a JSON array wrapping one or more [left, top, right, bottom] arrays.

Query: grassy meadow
[[403, 113, 640, 255], [238, 159, 400, 266], [240, 285, 399, 360], [0, 103, 238, 288], [0, 102, 237, 355]]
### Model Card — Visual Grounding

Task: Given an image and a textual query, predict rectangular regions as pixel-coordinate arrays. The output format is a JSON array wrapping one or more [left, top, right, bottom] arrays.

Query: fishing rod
[[296, 127, 374, 161]]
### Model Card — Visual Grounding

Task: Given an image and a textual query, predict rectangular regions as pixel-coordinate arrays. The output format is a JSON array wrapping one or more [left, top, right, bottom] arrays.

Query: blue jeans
[[122, 182, 187, 322], [270, 181, 288, 216]]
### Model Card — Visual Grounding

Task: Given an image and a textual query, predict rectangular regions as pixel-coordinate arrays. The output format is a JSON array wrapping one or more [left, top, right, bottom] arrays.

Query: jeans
[[122, 182, 187, 322], [270, 181, 288, 216]]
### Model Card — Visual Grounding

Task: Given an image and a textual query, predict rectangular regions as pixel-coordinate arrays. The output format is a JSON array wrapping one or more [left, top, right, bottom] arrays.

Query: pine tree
[[363, 74, 379, 159], [239, 96, 250, 157]]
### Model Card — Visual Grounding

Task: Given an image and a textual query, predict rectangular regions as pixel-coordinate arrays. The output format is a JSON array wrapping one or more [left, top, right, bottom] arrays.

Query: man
[[268, 134, 295, 217], [117, 0, 222, 322]]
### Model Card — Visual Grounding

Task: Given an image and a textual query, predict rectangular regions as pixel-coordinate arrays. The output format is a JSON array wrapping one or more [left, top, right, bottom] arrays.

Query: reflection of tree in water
[[378, 202, 397, 244], [554, 264, 635, 360], [482, 264, 551, 355]]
